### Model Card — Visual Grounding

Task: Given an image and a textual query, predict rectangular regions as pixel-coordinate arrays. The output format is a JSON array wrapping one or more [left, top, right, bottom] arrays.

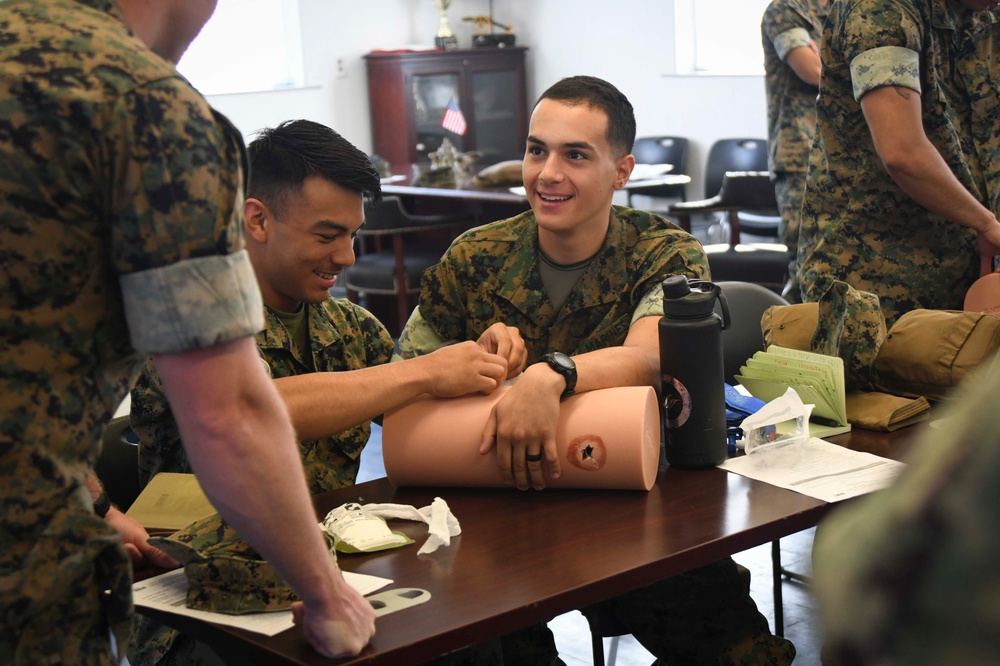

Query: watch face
[[549, 352, 574, 370]]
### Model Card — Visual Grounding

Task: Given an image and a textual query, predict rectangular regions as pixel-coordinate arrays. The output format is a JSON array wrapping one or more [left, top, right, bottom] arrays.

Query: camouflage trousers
[[774, 171, 807, 254], [774, 171, 807, 303]]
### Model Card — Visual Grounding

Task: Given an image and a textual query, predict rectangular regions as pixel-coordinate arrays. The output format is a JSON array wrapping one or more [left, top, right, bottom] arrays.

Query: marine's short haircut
[[247, 119, 382, 216], [536, 75, 636, 157]]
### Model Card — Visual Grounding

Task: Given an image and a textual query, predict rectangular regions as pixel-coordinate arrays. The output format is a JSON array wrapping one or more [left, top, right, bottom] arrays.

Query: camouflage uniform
[[132, 299, 394, 493], [798, 0, 1000, 327], [401, 207, 796, 665], [814, 357, 1000, 665], [0, 0, 260, 663], [762, 0, 829, 254], [128, 298, 394, 666]]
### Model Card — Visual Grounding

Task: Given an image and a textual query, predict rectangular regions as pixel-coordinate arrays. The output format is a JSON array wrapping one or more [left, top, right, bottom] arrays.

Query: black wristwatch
[[93, 490, 112, 518], [539, 352, 577, 401]]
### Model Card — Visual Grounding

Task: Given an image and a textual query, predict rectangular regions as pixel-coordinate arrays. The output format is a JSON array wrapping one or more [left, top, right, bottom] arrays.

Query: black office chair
[[344, 196, 474, 336], [94, 414, 142, 512], [668, 140, 788, 293], [716, 281, 809, 637], [671, 138, 781, 244], [627, 136, 689, 207]]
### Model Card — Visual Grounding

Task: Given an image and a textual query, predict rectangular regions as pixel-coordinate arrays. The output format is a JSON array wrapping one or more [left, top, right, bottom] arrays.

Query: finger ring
[[525, 451, 543, 463]]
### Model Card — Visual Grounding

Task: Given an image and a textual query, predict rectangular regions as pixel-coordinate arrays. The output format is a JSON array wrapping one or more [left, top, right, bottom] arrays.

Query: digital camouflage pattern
[[762, 0, 829, 251], [0, 0, 255, 663], [762, 0, 828, 174], [129, 297, 392, 666], [811, 280, 886, 390], [814, 358, 1000, 665], [132, 297, 394, 494], [400, 206, 710, 363], [146, 513, 336, 615], [798, 0, 1000, 327], [401, 206, 795, 664]]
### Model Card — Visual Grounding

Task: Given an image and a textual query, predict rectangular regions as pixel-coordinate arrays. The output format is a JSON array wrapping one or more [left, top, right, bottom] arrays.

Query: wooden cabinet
[[365, 47, 528, 171]]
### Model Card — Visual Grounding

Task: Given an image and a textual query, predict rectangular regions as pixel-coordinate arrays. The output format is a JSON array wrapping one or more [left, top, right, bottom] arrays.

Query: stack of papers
[[736, 346, 851, 438]]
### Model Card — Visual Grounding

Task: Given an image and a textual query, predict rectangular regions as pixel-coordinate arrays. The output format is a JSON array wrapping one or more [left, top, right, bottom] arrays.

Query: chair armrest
[[668, 171, 776, 215]]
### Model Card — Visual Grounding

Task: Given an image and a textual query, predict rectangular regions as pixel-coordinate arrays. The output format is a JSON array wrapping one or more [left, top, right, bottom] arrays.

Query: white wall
[[204, 0, 768, 200]]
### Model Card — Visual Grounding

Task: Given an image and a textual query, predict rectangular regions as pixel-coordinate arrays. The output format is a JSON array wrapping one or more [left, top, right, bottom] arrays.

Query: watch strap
[[93, 490, 112, 518], [540, 352, 577, 401]]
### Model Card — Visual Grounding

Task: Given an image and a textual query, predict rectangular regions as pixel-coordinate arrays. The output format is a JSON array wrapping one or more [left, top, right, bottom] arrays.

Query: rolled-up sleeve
[[121, 249, 263, 354], [774, 27, 813, 60], [106, 76, 257, 354], [850, 45, 921, 101]]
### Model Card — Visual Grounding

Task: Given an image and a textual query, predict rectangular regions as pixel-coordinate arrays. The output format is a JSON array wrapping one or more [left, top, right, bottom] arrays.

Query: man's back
[[0, 1, 251, 659]]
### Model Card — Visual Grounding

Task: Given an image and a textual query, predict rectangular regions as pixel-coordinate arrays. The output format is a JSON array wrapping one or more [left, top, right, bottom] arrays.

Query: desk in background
[[381, 168, 693, 227], [381, 169, 530, 224], [138, 425, 920, 666]]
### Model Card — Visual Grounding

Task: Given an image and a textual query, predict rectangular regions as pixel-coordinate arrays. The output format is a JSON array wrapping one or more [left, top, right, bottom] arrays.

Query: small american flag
[[441, 96, 467, 136]]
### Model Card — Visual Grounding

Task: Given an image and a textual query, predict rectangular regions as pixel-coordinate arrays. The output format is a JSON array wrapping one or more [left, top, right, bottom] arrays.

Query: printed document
[[720, 437, 905, 502]]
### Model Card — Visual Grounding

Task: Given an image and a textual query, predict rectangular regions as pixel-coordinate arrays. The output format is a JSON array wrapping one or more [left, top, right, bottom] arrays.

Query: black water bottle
[[659, 275, 731, 468]]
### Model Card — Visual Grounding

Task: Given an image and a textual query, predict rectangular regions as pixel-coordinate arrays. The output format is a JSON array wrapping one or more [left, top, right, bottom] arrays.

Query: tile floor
[[359, 425, 822, 666]]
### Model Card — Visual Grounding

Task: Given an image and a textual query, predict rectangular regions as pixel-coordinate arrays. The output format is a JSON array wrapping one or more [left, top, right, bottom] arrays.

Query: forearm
[[273, 361, 434, 441], [786, 44, 821, 87], [154, 339, 348, 610], [572, 316, 660, 393], [863, 86, 999, 235], [572, 347, 659, 394], [879, 138, 997, 234], [85, 471, 103, 503]]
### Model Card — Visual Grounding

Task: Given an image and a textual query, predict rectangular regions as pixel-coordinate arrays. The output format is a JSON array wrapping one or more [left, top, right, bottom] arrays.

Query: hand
[[422, 341, 508, 396], [104, 507, 179, 571], [977, 220, 1000, 262], [476, 323, 527, 379], [480, 365, 564, 490], [292, 576, 376, 658]]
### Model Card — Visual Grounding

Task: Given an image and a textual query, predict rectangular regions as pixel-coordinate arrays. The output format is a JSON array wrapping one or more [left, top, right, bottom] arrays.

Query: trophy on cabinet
[[432, 0, 459, 51]]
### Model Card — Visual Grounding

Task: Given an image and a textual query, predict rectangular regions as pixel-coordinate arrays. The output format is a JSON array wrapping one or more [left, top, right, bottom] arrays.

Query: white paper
[[719, 437, 905, 503], [133, 568, 393, 636], [628, 163, 673, 180]]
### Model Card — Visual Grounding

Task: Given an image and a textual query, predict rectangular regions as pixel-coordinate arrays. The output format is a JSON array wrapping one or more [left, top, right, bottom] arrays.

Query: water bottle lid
[[661, 275, 719, 318]]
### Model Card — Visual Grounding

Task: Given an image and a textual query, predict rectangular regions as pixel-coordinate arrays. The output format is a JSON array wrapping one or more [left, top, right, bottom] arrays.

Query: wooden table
[[381, 167, 692, 224], [381, 169, 530, 223], [138, 425, 921, 666]]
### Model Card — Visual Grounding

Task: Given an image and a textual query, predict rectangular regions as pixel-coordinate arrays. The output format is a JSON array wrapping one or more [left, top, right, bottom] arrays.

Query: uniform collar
[[493, 208, 629, 327], [258, 302, 343, 365]]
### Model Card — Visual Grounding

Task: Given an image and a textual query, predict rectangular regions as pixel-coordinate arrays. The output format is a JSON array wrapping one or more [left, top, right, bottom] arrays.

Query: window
[[674, 0, 771, 75], [177, 0, 304, 95]]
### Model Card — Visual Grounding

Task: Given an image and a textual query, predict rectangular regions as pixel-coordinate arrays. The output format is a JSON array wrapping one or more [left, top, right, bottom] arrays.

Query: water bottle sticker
[[661, 375, 692, 429], [565, 435, 607, 471]]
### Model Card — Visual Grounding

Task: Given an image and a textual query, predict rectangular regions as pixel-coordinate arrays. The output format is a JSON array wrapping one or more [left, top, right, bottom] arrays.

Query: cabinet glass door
[[412, 73, 463, 158], [471, 70, 521, 163]]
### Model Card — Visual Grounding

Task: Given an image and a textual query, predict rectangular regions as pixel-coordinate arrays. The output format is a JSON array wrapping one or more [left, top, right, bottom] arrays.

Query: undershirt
[[539, 248, 598, 312], [271, 304, 314, 371]]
